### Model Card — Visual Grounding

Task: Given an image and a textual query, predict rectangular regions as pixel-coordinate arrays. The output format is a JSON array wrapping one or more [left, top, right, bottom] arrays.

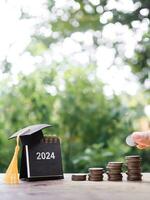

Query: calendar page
[[20, 137, 64, 180]]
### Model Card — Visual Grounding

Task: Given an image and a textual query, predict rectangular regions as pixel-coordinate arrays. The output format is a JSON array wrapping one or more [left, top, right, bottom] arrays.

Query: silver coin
[[126, 135, 136, 147]]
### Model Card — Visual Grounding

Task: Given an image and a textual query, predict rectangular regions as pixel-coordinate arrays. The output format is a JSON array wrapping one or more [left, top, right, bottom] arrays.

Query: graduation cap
[[4, 124, 64, 184], [9, 124, 52, 145]]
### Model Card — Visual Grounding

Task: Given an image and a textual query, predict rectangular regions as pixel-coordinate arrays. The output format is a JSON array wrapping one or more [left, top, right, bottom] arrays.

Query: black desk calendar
[[9, 124, 64, 181]]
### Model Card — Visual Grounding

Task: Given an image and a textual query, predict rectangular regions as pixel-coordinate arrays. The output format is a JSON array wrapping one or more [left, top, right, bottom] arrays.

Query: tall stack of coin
[[88, 168, 104, 181], [125, 155, 142, 181], [107, 162, 123, 181]]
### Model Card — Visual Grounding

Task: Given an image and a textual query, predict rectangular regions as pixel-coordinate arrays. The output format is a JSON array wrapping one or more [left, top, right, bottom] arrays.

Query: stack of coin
[[125, 155, 142, 181], [72, 174, 87, 181], [107, 162, 123, 181], [88, 168, 104, 181]]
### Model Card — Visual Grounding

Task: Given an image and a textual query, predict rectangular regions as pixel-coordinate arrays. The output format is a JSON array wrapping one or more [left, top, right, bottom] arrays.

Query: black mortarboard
[[9, 124, 52, 146]]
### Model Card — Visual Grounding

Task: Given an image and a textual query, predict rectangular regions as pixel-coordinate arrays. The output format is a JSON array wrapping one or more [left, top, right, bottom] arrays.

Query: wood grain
[[0, 173, 150, 200]]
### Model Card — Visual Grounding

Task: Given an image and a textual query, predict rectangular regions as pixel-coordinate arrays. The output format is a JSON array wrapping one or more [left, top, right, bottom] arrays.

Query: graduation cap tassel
[[4, 135, 20, 184]]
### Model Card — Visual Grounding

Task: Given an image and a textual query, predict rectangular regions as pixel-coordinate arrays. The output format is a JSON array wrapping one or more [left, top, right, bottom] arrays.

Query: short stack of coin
[[72, 174, 87, 181], [88, 168, 104, 181], [125, 155, 142, 181], [107, 162, 123, 181]]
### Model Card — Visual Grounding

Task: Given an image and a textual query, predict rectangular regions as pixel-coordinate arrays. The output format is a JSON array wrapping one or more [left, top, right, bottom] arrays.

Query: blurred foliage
[[2, 0, 150, 85], [46, 0, 150, 35], [0, 0, 150, 173], [128, 31, 150, 84], [30, 0, 150, 85], [0, 67, 149, 172]]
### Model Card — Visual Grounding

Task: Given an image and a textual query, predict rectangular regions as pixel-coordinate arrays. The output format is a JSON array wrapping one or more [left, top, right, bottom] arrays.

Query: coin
[[72, 174, 87, 181], [107, 169, 122, 173], [89, 168, 104, 174], [126, 173, 142, 177], [107, 171, 122, 175], [108, 177, 122, 181], [126, 162, 141, 166], [127, 166, 141, 171], [126, 135, 136, 147], [126, 160, 141, 165], [88, 177, 103, 181], [125, 155, 141, 160], [127, 176, 142, 181], [108, 162, 123, 166], [127, 169, 141, 174], [89, 168, 104, 170], [107, 174, 122, 178], [88, 174, 103, 178]]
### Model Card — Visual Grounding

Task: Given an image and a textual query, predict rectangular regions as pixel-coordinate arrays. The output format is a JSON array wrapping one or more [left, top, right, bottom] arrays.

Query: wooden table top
[[0, 173, 150, 200]]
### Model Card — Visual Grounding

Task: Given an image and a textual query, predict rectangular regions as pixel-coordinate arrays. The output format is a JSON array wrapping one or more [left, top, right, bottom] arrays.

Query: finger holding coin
[[126, 131, 150, 149], [132, 131, 150, 146]]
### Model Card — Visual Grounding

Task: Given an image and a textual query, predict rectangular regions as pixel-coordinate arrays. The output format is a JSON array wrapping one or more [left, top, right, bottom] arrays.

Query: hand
[[132, 131, 150, 149]]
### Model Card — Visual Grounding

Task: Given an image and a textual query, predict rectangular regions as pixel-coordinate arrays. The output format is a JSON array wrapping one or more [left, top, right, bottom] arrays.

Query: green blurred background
[[0, 0, 150, 172]]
